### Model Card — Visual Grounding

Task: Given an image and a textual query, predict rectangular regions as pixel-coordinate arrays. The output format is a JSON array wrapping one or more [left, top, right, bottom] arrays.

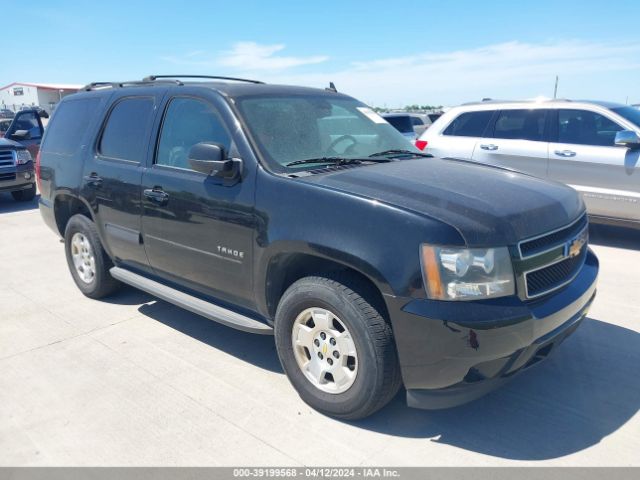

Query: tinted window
[[384, 115, 414, 133], [558, 109, 623, 146], [156, 97, 231, 170], [100, 97, 155, 161], [443, 110, 493, 137], [42, 98, 100, 155], [493, 109, 546, 141], [428, 113, 442, 122], [410, 116, 424, 126]]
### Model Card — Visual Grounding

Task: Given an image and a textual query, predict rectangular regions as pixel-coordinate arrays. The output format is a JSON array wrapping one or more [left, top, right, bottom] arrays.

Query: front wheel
[[275, 276, 401, 420]]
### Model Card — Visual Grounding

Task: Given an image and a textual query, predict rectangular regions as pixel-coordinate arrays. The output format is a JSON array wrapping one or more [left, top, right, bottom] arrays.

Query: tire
[[11, 184, 36, 202], [64, 214, 121, 299], [275, 275, 402, 420]]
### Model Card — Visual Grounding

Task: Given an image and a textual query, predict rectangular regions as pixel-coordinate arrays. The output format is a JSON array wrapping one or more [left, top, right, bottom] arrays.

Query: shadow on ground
[[138, 299, 282, 373], [354, 317, 640, 460], [0, 193, 39, 214], [589, 223, 640, 251], [127, 288, 640, 461]]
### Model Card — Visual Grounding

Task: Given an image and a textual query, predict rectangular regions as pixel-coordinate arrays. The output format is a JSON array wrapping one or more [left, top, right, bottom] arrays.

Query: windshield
[[236, 95, 421, 172], [612, 106, 640, 129]]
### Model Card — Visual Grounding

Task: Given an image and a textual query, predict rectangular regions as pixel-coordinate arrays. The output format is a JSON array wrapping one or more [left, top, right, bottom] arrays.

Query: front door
[[5, 110, 44, 157], [548, 108, 639, 221], [141, 94, 256, 308]]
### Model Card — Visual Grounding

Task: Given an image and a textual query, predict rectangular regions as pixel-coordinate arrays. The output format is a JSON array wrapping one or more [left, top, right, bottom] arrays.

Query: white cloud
[[160, 40, 640, 106], [161, 42, 328, 71], [262, 40, 640, 106], [218, 42, 328, 70]]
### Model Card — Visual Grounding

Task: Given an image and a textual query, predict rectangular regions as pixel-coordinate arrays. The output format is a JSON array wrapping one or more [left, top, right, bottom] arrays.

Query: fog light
[[24, 172, 32, 180]]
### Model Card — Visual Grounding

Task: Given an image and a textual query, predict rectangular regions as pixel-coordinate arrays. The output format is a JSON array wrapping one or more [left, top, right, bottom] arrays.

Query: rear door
[[426, 110, 495, 159], [471, 108, 550, 178], [5, 110, 44, 157], [81, 91, 164, 271], [548, 108, 637, 221]]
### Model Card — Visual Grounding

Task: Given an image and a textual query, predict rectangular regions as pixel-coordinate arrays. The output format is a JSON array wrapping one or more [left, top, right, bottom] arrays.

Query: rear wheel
[[64, 214, 121, 299], [275, 275, 401, 420], [11, 184, 36, 201]]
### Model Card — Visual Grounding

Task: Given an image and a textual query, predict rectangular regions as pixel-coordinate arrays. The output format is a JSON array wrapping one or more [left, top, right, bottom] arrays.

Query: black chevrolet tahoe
[[38, 75, 598, 419]]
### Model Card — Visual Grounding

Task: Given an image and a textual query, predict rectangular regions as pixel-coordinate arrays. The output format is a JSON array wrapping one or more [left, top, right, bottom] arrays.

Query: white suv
[[417, 100, 640, 227]]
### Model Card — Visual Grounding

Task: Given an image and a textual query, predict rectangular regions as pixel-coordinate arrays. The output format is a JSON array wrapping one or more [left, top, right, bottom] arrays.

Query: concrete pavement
[[1, 193, 639, 466]]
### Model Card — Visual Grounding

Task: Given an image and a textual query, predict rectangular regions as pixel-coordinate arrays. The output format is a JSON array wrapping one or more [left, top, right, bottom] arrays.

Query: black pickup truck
[[38, 76, 598, 419]]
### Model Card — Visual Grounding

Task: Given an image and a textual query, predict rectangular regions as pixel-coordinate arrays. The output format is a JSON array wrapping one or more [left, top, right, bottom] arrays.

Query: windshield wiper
[[285, 156, 391, 167], [368, 149, 432, 159]]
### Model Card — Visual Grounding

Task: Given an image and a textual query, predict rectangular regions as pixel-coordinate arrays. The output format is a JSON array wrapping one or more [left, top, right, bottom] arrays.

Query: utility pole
[[553, 75, 558, 99]]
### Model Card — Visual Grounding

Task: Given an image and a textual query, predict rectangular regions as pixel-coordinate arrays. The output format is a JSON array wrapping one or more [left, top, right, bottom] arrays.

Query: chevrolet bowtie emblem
[[567, 229, 588, 258]]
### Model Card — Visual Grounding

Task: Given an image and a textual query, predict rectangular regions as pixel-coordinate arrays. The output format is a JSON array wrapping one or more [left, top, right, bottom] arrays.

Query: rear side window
[[443, 111, 493, 137], [43, 98, 100, 155], [385, 116, 414, 133], [99, 97, 155, 162], [558, 109, 624, 146], [411, 116, 424, 126], [493, 109, 547, 141]]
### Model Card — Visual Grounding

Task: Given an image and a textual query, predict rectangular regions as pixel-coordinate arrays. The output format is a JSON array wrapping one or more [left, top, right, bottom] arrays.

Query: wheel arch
[[53, 193, 94, 237]]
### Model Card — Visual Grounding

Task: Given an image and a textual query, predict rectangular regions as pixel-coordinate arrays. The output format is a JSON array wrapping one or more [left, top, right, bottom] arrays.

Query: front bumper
[[386, 248, 598, 409], [0, 162, 35, 193]]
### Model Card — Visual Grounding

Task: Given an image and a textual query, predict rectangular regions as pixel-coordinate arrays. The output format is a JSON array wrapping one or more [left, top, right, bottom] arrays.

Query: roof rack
[[142, 75, 265, 84], [81, 79, 182, 91]]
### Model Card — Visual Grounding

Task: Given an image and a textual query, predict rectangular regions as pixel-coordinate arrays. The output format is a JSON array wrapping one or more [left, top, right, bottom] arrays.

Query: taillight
[[35, 150, 42, 190], [415, 139, 428, 151]]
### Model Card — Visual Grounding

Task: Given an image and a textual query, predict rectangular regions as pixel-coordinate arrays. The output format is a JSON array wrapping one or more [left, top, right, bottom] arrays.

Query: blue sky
[[4, 0, 640, 106]]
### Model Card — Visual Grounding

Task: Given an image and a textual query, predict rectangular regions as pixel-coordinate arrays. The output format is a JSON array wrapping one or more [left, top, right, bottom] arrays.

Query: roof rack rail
[[82, 79, 183, 91], [142, 75, 265, 84]]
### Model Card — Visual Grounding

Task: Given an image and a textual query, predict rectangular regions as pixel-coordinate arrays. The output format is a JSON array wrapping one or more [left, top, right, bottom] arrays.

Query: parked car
[[38, 75, 597, 419], [0, 137, 36, 201], [0, 108, 15, 119], [2, 109, 45, 158], [417, 100, 640, 228], [20, 105, 49, 118]]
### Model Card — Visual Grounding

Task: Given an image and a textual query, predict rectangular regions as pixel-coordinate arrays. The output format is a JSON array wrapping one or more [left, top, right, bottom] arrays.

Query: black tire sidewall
[[64, 215, 117, 298], [275, 279, 389, 418]]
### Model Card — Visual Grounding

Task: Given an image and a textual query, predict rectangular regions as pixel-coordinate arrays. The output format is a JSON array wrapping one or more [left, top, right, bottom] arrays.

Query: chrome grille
[[525, 247, 587, 298], [519, 214, 588, 258], [517, 215, 589, 299], [0, 150, 15, 167]]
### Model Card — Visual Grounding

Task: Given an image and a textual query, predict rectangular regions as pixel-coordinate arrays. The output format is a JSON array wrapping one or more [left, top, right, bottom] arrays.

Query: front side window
[[99, 97, 155, 162], [443, 110, 493, 137], [493, 109, 547, 141], [156, 97, 231, 170], [236, 95, 418, 171], [558, 109, 624, 146]]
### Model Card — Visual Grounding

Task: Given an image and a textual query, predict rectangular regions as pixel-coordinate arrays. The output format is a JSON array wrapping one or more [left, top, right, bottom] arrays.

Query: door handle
[[83, 173, 103, 187], [554, 150, 576, 157], [480, 144, 499, 151], [144, 187, 169, 206]]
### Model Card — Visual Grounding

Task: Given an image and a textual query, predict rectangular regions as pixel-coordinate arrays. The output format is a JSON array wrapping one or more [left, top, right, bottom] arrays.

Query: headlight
[[421, 245, 515, 301], [15, 149, 32, 165]]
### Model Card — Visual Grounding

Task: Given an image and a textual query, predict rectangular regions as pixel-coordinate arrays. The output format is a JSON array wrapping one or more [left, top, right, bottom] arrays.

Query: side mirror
[[11, 129, 31, 141], [615, 130, 640, 149], [188, 142, 242, 185]]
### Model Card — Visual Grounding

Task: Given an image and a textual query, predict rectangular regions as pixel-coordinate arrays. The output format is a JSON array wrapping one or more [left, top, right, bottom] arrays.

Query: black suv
[[38, 76, 598, 419]]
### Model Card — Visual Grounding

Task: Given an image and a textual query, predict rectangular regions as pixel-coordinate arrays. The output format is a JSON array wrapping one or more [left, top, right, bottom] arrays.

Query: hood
[[0, 138, 23, 149], [298, 157, 585, 246]]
